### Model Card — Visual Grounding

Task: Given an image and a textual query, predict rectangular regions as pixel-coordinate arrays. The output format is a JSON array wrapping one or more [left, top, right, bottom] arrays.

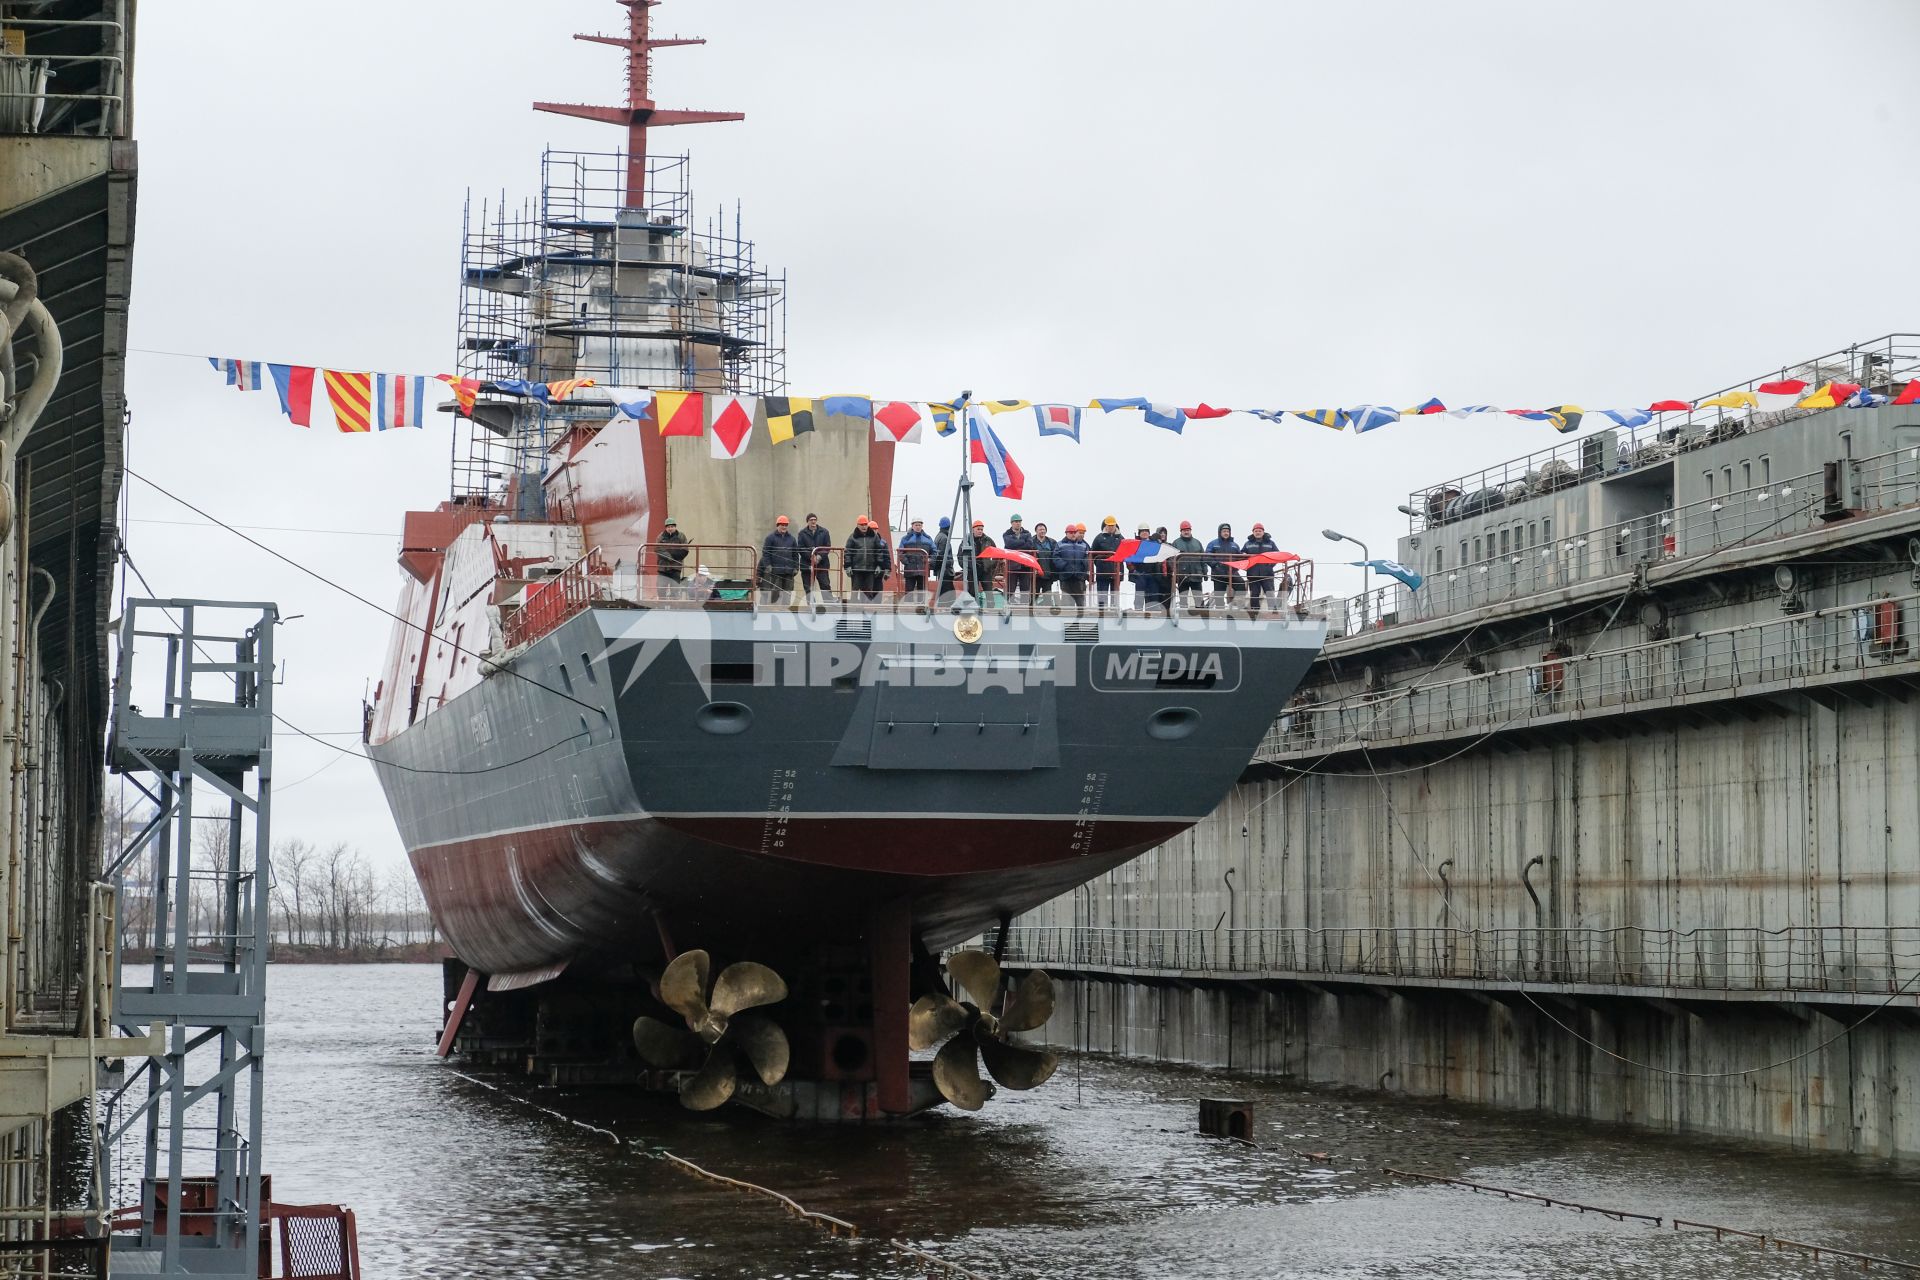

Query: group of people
[[752, 512, 1297, 612]]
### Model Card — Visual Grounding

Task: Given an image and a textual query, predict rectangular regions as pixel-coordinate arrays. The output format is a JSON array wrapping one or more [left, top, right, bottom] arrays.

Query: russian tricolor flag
[[967, 407, 1025, 500], [1104, 538, 1182, 565]]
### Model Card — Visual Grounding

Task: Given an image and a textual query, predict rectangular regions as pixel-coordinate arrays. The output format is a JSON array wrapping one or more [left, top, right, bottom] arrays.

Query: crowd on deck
[[654, 512, 1304, 611]]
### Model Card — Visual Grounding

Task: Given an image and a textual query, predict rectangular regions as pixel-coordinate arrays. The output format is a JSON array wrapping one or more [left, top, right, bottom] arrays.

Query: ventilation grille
[[835, 618, 874, 642], [1065, 621, 1101, 644]]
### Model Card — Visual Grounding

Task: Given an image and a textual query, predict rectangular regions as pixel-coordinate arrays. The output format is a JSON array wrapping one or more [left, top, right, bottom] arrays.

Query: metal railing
[[1407, 333, 1920, 534], [1263, 586, 1920, 757], [0, 13, 127, 137], [994, 925, 1920, 996]]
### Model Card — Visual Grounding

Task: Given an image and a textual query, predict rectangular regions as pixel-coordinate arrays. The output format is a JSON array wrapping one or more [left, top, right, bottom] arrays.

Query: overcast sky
[[122, 0, 1920, 871]]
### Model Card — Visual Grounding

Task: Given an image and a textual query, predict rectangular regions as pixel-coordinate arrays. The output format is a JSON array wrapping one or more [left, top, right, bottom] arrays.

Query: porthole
[[695, 702, 753, 735], [1147, 706, 1200, 740]]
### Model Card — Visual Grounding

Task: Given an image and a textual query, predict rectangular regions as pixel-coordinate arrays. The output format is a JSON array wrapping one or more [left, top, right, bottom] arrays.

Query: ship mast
[[533, 0, 745, 210]]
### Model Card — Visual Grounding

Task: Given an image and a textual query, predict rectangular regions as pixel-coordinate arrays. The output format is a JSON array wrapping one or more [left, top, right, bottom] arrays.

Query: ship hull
[[371, 605, 1323, 977]]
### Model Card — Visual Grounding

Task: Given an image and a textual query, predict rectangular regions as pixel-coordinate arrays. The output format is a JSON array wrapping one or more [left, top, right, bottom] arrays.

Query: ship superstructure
[[365, 1, 1326, 1119]]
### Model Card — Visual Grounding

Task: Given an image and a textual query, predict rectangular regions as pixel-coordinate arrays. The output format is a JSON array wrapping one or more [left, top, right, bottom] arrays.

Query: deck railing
[[0, 10, 128, 137], [992, 925, 1920, 997], [1262, 585, 1920, 759]]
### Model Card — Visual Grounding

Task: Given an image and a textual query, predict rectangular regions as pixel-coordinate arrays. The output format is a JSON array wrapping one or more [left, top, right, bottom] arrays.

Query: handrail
[[0, 14, 128, 138]]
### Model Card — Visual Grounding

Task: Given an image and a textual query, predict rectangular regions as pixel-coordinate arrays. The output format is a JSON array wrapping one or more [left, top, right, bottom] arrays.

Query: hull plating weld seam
[[1384, 1168, 1920, 1271], [445, 1070, 988, 1278]]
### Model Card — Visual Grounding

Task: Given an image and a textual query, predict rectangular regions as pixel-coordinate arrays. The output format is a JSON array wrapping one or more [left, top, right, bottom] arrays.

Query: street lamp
[[1322, 527, 1370, 625]]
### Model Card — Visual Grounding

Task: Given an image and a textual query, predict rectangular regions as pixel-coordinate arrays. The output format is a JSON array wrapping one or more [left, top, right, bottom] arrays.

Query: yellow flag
[[1697, 390, 1757, 410], [981, 399, 1032, 415], [1797, 383, 1838, 409]]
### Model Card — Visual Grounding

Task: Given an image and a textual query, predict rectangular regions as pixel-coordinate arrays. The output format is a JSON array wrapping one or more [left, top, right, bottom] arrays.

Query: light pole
[[1322, 527, 1369, 626]]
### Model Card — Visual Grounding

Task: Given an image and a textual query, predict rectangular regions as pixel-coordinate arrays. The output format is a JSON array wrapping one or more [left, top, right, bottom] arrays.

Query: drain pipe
[[8, 569, 53, 1011], [1435, 859, 1453, 927], [1520, 856, 1545, 976]]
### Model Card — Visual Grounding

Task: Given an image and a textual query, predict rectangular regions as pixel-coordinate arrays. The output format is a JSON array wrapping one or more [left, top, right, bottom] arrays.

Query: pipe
[[1436, 858, 1453, 926], [1521, 855, 1545, 974], [6, 569, 52, 1018]]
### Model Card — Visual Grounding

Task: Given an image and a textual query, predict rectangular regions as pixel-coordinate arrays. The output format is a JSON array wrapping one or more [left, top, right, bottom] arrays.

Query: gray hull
[[371, 606, 1323, 976]]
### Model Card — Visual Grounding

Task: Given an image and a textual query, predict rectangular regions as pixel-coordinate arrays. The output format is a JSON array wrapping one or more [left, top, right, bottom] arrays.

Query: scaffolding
[[449, 148, 788, 504]]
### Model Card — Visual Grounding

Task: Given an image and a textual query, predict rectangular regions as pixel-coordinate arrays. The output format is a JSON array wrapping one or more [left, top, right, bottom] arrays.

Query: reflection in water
[[263, 966, 1920, 1278]]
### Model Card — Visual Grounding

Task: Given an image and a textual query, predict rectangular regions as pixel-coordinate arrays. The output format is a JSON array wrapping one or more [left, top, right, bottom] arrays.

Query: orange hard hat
[[775, 515, 790, 524]]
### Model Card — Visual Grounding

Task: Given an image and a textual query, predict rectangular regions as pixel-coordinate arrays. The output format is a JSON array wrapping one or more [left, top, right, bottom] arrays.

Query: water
[[264, 965, 1920, 1278]]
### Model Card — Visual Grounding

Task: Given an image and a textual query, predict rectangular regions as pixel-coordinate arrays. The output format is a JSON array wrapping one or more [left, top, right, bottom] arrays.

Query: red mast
[[533, 0, 744, 211]]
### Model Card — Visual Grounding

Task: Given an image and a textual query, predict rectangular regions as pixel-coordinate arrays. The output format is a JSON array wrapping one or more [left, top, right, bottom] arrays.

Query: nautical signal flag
[[372, 373, 427, 429], [269, 364, 317, 427], [323, 370, 373, 433], [1894, 381, 1920, 406], [929, 402, 959, 436], [1341, 405, 1400, 433], [1032, 404, 1083, 441], [980, 399, 1032, 416], [435, 373, 481, 417], [872, 400, 930, 444], [657, 390, 705, 437], [1294, 410, 1343, 430], [209, 358, 266, 390], [710, 395, 755, 459], [765, 397, 817, 445], [1184, 403, 1232, 420], [1143, 403, 1186, 433], [1407, 398, 1447, 415], [491, 378, 549, 402], [546, 378, 596, 402], [966, 407, 1024, 500], [822, 395, 873, 420], [1088, 396, 1151, 412], [1646, 400, 1692, 413]]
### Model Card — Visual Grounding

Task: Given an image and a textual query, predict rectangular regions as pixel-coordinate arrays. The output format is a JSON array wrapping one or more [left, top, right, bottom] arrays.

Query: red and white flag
[[872, 400, 930, 444], [710, 395, 756, 459]]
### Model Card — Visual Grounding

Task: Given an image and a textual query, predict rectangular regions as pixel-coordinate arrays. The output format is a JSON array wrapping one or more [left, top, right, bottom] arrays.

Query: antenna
[[533, 0, 746, 210]]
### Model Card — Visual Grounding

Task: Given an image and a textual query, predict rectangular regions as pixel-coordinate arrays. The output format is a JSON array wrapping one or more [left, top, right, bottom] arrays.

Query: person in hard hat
[[760, 515, 799, 605], [797, 512, 834, 604], [845, 515, 891, 603], [898, 517, 936, 600], [933, 516, 959, 602], [1242, 521, 1280, 613], [1001, 513, 1038, 602], [1050, 522, 1091, 605], [688, 563, 716, 604], [656, 516, 690, 597], [1206, 522, 1241, 607], [963, 519, 998, 596], [1171, 520, 1206, 609], [1090, 516, 1124, 610]]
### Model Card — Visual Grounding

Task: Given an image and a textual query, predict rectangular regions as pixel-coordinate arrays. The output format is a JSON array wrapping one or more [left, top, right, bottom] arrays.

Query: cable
[[123, 466, 606, 720], [130, 517, 397, 539], [118, 542, 590, 779]]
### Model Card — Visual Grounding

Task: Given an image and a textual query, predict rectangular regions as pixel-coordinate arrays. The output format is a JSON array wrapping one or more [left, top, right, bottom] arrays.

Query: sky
[[122, 0, 1920, 871]]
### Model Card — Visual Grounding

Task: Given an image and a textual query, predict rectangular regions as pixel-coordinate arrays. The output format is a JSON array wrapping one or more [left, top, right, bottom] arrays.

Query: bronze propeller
[[909, 949, 1059, 1111], [632, 949, 790, 1110]]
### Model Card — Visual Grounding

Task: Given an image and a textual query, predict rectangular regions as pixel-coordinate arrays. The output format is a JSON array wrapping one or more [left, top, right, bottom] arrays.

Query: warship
[[362, 0, 1325, 1118]]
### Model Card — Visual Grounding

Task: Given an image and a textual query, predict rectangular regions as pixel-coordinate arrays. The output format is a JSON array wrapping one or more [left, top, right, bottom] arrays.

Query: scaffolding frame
[[449, 148, 788, 505], [104, 599, 276, 1279]]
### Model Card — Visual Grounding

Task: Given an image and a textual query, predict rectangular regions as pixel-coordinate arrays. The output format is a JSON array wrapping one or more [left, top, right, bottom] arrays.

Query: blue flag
[[1354, 558, 1423, 591], [822, 395, 873, 419], [491, 378, 550, 402]]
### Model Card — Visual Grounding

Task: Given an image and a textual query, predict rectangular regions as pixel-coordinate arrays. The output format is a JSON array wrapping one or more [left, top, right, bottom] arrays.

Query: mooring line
[[1385, 1167, 1920, 1272], [445, 1070, 988, 1278]]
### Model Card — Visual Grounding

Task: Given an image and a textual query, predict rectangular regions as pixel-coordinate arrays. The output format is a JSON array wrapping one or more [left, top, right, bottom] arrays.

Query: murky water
[[261, 965, 1920, 1278]]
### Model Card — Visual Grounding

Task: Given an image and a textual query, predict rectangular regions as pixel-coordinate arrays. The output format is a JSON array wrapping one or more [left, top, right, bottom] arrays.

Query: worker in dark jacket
[[963, 520, 998, 596], [933, 517, 957, 601], [759, 515, 799, 604], [1127, 523, 1161, 611], [656, 516, 690, 596], [1001, 514, 1038, 601], [1241, 521, 1280, 612], [898, 518, 936, 599], [1090, 516, 1124, 609], [1206, 523, 1241, 606], [845, 516, 892, 602], [1050, 523, 1090, 604], [1171, 520, 1206, 608], [1031, 522, 1058, 599], [797, 512, 834, 604]]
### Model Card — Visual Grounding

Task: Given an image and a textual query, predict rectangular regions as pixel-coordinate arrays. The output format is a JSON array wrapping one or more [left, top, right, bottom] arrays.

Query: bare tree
[[269, 838, 315, 948]]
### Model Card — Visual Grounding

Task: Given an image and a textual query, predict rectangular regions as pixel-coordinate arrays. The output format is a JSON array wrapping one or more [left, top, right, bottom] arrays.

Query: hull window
[[695, 702, 754, 735], [1147, 707, 1200, 740]]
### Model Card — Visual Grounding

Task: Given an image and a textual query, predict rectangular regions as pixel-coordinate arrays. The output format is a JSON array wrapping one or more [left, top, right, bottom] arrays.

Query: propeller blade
[[660, 949, 713, 1029], [907, 994, 971, 1051], [709, 960, 788, 1018], [945, 949, 1003, 1012], [980, 1036, 1059, 1092], [632, 1015, 699, 1069], [680, 1046, 739, 1112], [729, 1012, 790, 1087], [996, 969, 1056, 1034], [932, 1033, 992, 1112]]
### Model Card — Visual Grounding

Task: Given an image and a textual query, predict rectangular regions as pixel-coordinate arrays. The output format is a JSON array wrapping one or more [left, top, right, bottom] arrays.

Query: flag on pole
[[268, 364, 317, 427], [967, 406, 1024, 499], [822, 395, 873, 419], [323, 370, 373, 433], [435, 373, 481, 416], [765, 397, 817, 445], [710, 395, 755, 458], [372, 374, 427, 429], [657, 389, 705, 437], [1032, 404, 1083, 440], [872, 400, 930, 444]]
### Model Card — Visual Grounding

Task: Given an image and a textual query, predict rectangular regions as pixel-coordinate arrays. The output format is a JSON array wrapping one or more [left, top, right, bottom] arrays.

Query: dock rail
[[992, 925, 1920, 999]]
